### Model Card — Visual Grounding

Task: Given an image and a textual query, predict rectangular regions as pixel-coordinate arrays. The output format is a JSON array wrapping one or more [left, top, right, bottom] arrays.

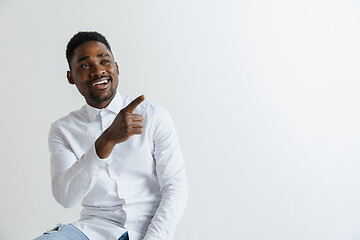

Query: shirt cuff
[[77, 144, 109, 176]]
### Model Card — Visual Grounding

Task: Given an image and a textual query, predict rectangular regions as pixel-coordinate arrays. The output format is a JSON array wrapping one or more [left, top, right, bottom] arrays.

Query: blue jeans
[[34, 224, 89, 240], [34, 224, 129, 240]]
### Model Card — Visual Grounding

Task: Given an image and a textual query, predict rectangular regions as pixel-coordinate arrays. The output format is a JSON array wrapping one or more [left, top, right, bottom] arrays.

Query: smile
[[90, 77, 112, 90], [92, 79, 109, 86]]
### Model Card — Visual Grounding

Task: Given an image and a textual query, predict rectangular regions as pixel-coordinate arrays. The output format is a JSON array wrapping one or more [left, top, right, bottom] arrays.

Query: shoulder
[[50, 105, 88, 133]]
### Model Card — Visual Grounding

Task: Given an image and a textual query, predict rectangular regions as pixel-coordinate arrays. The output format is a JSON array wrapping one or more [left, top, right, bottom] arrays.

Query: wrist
[[102, 128, 117, 146], [95, 130, 116, 159]]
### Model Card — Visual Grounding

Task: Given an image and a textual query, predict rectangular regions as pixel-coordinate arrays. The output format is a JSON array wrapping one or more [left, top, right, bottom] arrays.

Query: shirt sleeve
[[48, 123, 109, 208], [143, 106, 188, 240]]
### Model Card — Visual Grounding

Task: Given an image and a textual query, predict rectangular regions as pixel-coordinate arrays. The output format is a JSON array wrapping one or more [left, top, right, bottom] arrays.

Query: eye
[[101, 59, 110, 65], [80, 64, 89, 68]]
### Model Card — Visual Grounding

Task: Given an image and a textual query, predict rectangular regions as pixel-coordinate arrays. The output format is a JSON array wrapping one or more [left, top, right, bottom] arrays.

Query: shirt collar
[[85, 92, 123, 121]]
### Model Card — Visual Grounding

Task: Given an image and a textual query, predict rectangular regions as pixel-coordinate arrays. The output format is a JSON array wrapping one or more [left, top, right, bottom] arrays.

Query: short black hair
[[66, 31, 112, 67]]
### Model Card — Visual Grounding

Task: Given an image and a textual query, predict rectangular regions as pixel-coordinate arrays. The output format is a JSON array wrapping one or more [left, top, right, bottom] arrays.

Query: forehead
[[72, 41, 113, 62]]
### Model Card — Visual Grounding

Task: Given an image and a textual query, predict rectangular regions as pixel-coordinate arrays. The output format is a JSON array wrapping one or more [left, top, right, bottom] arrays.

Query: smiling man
[[35, 32, 188, 240]]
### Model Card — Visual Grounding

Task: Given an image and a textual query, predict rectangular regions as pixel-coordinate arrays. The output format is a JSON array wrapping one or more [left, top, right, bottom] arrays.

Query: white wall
[[1, 0, 360, 239]]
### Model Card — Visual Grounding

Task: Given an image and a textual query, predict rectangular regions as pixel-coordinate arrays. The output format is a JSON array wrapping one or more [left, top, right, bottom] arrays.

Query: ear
[[67, 71, 74, 84], [115, 62, 120, 75]]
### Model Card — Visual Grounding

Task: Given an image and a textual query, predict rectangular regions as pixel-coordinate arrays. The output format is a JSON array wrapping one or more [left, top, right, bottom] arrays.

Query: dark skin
[[67, 41, 145, 159]]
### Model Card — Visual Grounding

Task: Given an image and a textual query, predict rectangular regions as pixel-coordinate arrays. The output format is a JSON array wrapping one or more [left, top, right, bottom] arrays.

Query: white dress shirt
[[48, 92, 188, 240]]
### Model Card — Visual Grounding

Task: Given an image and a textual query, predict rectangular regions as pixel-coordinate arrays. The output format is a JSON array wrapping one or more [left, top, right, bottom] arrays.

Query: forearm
[[51, 144, 108, 208], [95, 129, 116, 159]]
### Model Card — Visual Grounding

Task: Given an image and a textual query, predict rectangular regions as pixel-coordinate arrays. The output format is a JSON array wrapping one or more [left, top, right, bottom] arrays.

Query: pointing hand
[[109, 94, 145, 143], [95, 95, 145, 159]]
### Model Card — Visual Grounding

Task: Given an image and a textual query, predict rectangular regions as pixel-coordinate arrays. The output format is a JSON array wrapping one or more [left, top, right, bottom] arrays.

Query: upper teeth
[[93, 80, 108, 86]]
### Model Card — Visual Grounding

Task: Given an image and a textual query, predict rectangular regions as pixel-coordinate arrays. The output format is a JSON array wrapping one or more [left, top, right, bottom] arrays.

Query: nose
[[90, 64, 105, 77]]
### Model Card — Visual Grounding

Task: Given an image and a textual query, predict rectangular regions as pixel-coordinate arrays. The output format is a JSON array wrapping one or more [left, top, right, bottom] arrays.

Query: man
[[35, 31, 188, 240]]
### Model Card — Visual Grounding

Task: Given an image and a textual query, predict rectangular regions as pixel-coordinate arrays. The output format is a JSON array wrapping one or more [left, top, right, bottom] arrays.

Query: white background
[[0, 0, 360, 239]]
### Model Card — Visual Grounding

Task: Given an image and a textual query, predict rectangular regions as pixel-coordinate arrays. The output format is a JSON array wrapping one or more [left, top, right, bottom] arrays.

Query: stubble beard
[[90, 79, 118, 104]]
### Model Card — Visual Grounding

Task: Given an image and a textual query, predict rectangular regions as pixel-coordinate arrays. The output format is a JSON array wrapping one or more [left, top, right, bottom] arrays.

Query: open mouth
[[91, 78, 111, 89]]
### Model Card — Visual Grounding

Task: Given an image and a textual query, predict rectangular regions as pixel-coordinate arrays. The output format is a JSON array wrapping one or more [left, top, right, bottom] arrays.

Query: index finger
[[122, 95, 145, 113]]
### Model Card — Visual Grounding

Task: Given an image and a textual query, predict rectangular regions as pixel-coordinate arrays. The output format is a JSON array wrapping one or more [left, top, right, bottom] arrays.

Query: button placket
[[102, 111, 113, 131], [99, 110, 105, 132]]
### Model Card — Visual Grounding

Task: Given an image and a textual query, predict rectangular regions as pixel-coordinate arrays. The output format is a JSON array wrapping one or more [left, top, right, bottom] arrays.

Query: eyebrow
[[77, 53, 111, 63]]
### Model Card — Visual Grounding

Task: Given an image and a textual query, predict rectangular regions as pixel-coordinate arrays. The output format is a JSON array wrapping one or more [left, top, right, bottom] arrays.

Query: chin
[[92, 90, 115, 104]]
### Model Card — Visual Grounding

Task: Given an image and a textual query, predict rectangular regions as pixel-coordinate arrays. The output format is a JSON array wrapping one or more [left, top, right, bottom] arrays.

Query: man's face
[[67, 41, 119, 109]]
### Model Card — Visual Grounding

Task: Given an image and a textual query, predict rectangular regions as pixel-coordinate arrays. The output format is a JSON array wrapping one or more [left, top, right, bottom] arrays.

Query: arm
[[144, 106, 188, 240], [49, 125, 109, 208], [49, 95, 145, 208]]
